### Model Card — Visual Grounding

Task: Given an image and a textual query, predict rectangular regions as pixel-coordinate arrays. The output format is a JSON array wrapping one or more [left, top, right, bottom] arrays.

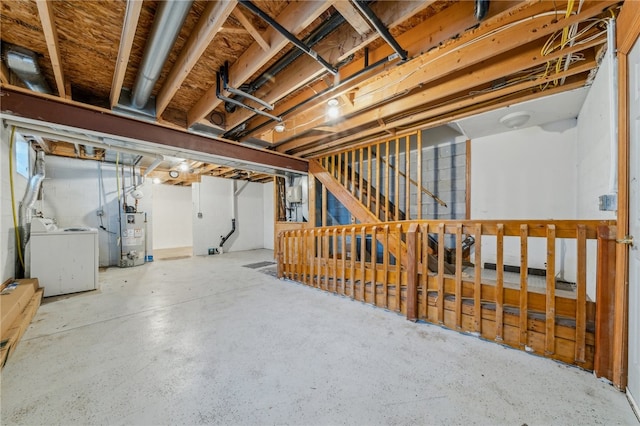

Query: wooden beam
[[594, 225, 617, 380], [299, 78, 587, 158], [0, 86, 307, 173], [110, 0, 143, 108], [284, 43, 600, 155], [274, 0, 611, 147], [35, 0, 65, 98], [187, 0, 333, 127], [231, 0, 515, 132], [232, 7, 269, 51], [332, 1, 371, 36], [0, 61, 10, 85], [156, 0, 237, 117]]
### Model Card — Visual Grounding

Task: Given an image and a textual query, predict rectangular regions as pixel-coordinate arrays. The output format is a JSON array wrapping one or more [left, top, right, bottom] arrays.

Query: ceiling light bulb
[[500, 111, 531, 129], [179, 162, 189, 171], [153, 178, 161, 184], [327, 105, 340, 119], [274, 123, 285, 133], [327, 98, 339, 107]]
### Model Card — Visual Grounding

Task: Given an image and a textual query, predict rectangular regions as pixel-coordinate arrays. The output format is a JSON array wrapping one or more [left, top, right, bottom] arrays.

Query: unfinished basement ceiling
[[0, 0, 620, 170]]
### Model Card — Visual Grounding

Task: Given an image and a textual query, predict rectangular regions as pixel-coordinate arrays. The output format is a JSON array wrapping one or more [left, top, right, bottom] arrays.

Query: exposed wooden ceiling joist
[[35, 0, 65, 98], [110, 0, 143, 108], [186, 0, 334, 128], [155, 0, 237, 117]]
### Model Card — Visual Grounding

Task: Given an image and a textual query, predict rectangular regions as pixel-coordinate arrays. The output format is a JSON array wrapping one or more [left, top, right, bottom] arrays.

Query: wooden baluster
[[385, 140, 390, 222], [407, 223, 419, 321], [455, 223, 463, 329], [520, 224, 529, 348], [324, 229, 331, 291], [496, 224, 504, 342], [337, 152, 343, 185], [545, 224, 556, 354], [332, 228, 338, 293], [350, 227, 356, 299], [316, 230, 322, 288], [360, 227, 367, 302], [350, 149, 356, 197], [371, 226, 378, 306], [321, 184, 327, 227], [359, 147, 364, 204], [405, 136, 410, 220], [395, 139, 400, 220], [341, 228, 347, 295], [383, 225, 389, 308], [376, 143, 381, 220], [295, 230, 301, 282], [422, 224, 429, 319], [396, 223, 403, 312], [474, 224, 482, 333], [417, 132, 422, 220], [309, 230, 315, 287], [367, 146, 372, 211], [575, 225, 587, 363], [437, 223, 445, 324]]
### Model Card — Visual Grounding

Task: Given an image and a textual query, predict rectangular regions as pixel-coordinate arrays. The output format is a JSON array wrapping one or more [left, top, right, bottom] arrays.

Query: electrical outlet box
[[197, 212, 203, 219], [97, 209, 104, 216], [599, 194, 617, 211]]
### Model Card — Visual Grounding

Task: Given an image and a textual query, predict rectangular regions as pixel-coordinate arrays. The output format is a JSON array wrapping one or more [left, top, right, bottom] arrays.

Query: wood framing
[[35, 0, 65, 98], [110, 0, 143, 108]]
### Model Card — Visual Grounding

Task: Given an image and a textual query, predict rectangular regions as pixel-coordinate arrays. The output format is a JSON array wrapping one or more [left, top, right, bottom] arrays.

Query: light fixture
[[179, 162, 189, 172], [499, 111, 531, 129], [327, 98, 340, 119], [169, 170, 179, 178], [274, 123, 285, 133], [153, 178, 161, 184]]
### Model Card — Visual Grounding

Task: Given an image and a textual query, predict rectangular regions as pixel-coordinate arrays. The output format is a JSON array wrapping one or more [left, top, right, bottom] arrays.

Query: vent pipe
[[131, 0, 192, 109], [18, 150, 46, 256], [5, 45, 52, 94]]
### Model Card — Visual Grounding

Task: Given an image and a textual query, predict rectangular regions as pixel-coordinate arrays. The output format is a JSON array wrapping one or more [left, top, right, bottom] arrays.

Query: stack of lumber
[[0, 278, 43, 368]]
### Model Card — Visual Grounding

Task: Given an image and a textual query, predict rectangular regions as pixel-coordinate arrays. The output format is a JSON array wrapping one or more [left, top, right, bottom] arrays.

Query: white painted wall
[[40, 156, 153, 267], [152, 184, 192, 250], [577, 56, 616, 220], [1, 127, 30, 281], [192, 176, 265, 255], [263, 181, 275, 249], [470, 123, 582, 286]]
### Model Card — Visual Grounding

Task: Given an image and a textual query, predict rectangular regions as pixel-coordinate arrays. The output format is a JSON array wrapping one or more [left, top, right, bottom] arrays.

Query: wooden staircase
[[310, 159, 457, 273]]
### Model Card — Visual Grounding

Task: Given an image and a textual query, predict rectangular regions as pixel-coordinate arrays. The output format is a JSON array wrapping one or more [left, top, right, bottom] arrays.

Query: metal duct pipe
[[5, 46, 52, 94], [475, 0, 490, 21], [142, 156, 165, 177], [18, 150, 46, 256], [131, 0, 192, 109]]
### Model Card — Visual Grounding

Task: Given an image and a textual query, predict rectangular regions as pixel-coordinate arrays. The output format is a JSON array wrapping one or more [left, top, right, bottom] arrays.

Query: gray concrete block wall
[[416, 140, 467, 220]]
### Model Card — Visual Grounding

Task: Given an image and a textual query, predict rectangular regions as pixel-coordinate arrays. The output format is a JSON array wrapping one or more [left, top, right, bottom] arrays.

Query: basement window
[[15, 136, 30, 178]]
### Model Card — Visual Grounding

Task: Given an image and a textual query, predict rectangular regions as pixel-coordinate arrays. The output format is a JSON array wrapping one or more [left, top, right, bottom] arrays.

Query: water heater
[[120, 212, 146, 267]]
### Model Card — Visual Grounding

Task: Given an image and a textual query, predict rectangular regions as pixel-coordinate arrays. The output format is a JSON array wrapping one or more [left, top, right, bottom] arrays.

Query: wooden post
[[383, 225, 390, 308], [575, 225, 587, 363], [594, 225, 617, 380], [396, 223, 403, 312], [455, 223, 463, 329], [406, 223, 419, 322], [473, 224, 482, 333], [277, 231, 284, 278], [350, 227, 356, 299], [437, 223, 445, 324], [496, 224, 504, 342], [519, 224, 529, 348], [545, 224, 556, 354]]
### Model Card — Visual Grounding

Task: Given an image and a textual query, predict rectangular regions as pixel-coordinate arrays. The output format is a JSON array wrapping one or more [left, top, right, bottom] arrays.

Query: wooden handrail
[[277, 218, 617, 379]]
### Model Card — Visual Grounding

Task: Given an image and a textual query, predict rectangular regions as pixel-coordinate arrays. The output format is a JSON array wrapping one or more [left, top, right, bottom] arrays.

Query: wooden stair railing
[[310, 159, 455, 273]]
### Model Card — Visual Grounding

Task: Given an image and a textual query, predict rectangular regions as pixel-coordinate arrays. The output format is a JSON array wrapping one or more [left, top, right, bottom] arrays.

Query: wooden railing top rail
[[278, 219, 617, 239]]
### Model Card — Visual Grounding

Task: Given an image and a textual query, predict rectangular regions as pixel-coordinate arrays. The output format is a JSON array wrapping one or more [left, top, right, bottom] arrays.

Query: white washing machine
[[29, 218, 99, 297]]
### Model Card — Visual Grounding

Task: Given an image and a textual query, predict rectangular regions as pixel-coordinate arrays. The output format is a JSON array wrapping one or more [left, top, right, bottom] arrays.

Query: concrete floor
[[1, 249, 637, 425]]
